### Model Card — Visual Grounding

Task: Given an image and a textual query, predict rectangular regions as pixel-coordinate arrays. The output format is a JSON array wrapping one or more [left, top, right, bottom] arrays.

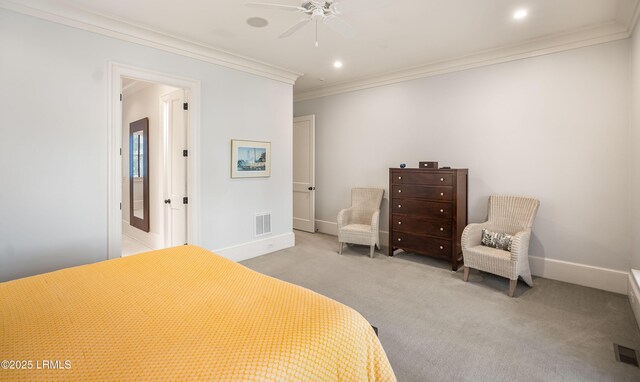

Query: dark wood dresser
[[389, 168, 468, 270]]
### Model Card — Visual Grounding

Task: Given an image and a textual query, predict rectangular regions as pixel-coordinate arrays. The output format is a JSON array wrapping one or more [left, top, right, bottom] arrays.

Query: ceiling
[[4, 0, 640, 99]]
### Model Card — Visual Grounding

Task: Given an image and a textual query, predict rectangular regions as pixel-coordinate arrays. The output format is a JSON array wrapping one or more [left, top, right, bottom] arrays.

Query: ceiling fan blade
[[279, 18, 311, 38], [245, 2, 305, 12], [323, 16, 356, 38]]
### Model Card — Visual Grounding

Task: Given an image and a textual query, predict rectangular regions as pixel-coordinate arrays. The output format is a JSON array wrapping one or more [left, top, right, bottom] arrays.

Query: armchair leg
[[369, 245, 374, 259], [463, 266, 470, 282], [508, 279, 517, 297], [339, 242, 343, 255]]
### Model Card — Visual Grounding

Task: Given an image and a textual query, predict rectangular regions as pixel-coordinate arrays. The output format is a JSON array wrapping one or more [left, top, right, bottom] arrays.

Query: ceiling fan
[[246, 0, 355, 46]]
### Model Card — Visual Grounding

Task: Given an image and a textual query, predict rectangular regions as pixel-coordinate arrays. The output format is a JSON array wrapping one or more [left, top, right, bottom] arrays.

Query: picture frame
[[231, 139, 271, 178]]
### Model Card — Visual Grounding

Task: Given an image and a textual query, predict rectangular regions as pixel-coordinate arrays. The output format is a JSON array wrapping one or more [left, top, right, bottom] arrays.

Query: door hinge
[[120, 94, 122, 101], [119, 148, 122, 156], [183, 149, 188, 157], [183, 102, 188, 110], [119, 202, 122, 210], [183, 197, 188, 204]]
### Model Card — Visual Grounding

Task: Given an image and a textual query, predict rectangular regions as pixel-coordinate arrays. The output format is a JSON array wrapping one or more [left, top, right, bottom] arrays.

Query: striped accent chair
[[461, 195, 540, 297], [337, 188, 385, 258]]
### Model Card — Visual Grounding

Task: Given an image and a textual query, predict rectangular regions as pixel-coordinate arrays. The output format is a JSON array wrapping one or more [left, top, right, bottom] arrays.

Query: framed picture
[[231, 140, 271, 178]]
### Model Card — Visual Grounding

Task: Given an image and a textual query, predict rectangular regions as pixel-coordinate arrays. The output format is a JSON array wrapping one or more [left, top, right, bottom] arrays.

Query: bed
[[0, 245, 396, 381]]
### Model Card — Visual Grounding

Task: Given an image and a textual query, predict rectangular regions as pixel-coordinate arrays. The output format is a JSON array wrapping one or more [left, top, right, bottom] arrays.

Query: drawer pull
[[439, 246, 444, 250], [440, 178, 444, 182], [440, 227, 444, 231], [398, 204, 402, 208], [398, 176, 402, 180], [440, 209, 444, 213], [398, 238, 402, 242], [398, 189, 402, 193], [398, 221, 402, 225], [440, 192, 444, 196]]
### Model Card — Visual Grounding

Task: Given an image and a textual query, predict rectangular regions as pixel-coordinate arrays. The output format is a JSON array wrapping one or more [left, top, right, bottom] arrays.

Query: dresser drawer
[[392, 232, 451, 257], [392, 185, 453, 201], [392, 199, 453, 219], [391, 171, 453, 186], [392, 215, 452, 238]]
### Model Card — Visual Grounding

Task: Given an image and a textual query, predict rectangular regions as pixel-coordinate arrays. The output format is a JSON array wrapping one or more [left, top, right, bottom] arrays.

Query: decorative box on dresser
[[389, 168, 468, 271]]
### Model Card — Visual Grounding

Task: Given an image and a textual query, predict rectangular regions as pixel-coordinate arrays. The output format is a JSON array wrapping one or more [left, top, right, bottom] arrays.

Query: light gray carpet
[[241, 231, 640, 382]]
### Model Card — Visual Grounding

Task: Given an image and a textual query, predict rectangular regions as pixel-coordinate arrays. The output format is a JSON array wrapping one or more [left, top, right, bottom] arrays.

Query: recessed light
[[333, 60, 343, 69], [513, 9, 528, 20], [247, 17, 268, 28]]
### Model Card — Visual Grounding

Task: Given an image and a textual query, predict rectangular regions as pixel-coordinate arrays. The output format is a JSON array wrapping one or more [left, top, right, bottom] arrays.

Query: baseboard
[[213, 232, 295, 262], [122, 221, 163, 249], [316, 219, 628, 294], [527, 256, 628, 294], [315, 219, 389, 245], [629, 270, 640, 330]]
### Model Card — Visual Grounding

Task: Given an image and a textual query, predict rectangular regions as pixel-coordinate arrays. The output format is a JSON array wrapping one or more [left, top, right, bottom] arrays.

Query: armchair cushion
[[341, 224, 372, 234], [481, 229, 513, 251]]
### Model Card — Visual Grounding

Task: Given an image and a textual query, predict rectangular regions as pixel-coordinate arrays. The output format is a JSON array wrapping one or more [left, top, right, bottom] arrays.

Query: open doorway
[[107, 63, 201, 260], [120, 79, 186, 256]]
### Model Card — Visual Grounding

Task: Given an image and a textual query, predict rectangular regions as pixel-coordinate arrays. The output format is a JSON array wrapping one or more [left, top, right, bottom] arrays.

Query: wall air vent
[[255, 212, 272, 237], [614, 343, 639, 367]]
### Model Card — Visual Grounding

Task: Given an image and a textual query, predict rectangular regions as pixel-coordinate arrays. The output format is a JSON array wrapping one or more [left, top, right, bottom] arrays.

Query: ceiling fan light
[[333, 60, 343, 68], [513, 9, 528, 20]]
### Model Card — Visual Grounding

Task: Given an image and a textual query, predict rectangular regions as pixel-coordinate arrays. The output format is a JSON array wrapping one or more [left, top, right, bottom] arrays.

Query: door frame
[[107, 62, 201, 259]]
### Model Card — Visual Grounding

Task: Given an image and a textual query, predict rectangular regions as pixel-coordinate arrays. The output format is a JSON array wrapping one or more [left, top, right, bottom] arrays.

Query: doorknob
[[164, 199, 171, 204], [308, 186, 315, 191]]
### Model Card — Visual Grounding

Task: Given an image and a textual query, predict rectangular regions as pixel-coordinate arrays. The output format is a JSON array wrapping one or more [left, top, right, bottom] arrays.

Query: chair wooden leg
[[339, 242, 343, 255], [508, 279, 517, 297], [463, 266, 470, 282], [369, 245, 374, 259]]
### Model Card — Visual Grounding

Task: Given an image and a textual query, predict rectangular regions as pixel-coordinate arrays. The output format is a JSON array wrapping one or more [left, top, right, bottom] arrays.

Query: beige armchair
[[462, 195, 540, 297], [337, 188, 385, 258]]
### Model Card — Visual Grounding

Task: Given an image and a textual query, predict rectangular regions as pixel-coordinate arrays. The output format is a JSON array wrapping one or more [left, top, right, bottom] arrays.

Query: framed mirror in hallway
[[129, 117, 149, 233]]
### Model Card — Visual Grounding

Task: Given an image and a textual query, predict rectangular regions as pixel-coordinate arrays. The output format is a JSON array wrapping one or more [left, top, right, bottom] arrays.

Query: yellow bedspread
[[1, 245, 395, 381]]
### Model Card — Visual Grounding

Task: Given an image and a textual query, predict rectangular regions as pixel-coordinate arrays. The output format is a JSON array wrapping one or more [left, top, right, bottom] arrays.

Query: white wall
[[0, 9, 293, 281], [121, 82, 178, 249], [630, 26, 640, 322], [295, 40, 631, 277], [631, 25, 640, 272]]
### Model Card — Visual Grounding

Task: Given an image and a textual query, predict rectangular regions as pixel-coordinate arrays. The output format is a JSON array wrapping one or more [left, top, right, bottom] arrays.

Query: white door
[[293, 115, 315, 232], [162, 89, 188, 246]]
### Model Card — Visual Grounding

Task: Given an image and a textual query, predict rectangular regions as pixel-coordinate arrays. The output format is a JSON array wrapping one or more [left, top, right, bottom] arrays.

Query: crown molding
[[617, 0, 640, 33], [294, 10, 640, 102], [0, 0, 302, 85], [3, 0, 638, 99]]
